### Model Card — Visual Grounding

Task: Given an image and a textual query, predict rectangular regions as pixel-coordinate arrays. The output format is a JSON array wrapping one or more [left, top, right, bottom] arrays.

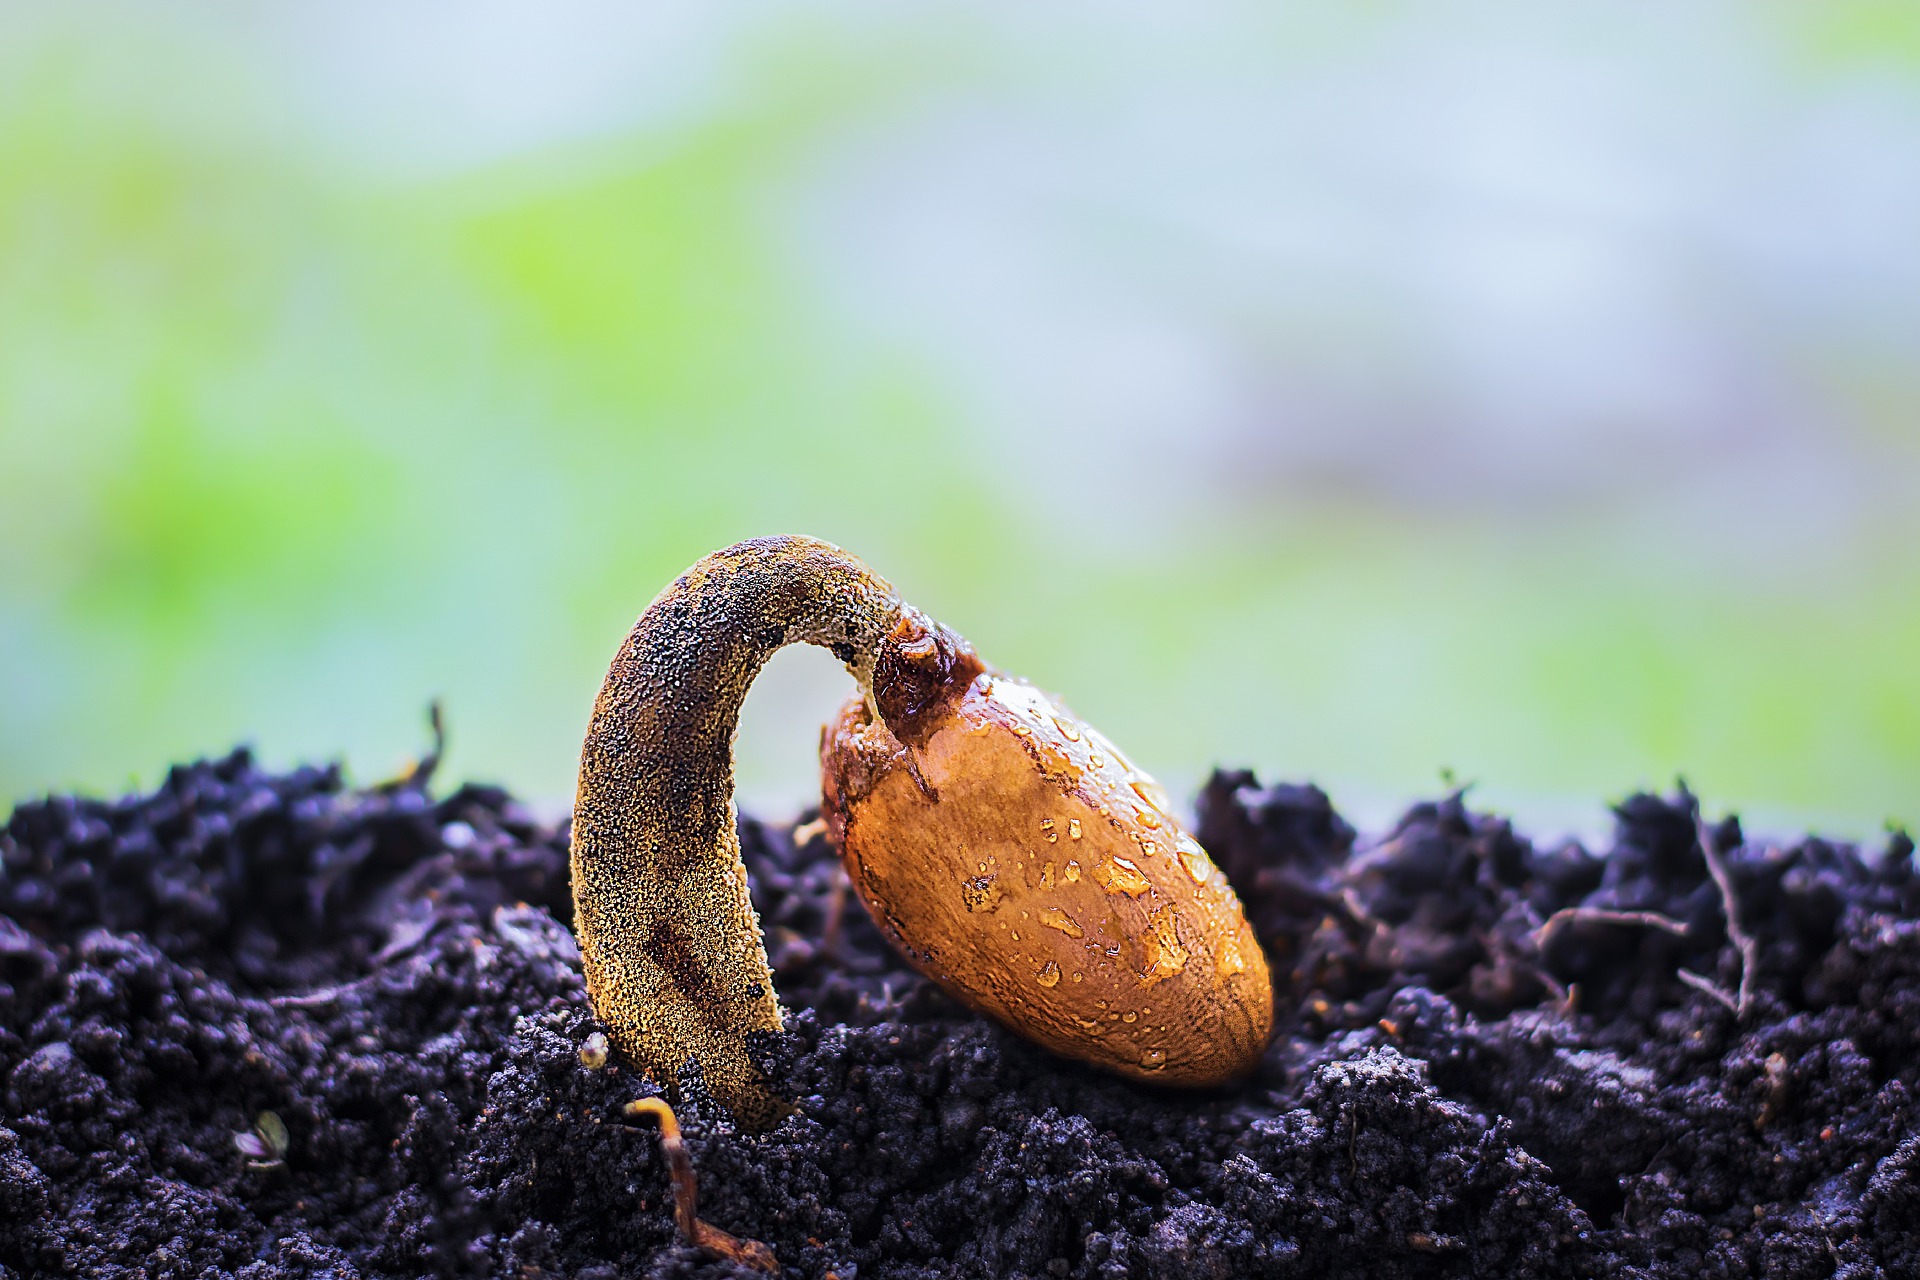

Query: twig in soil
[[1407, 1232, 1465, 1253], [1755, 1051, 1790, 1130], [1675, 967, 1739, 1014], [1696, 814, 1759, 1019], [377, 701, 446, 793], [622, 1097, 780, 1273], [1531, 906, 1691, 949]]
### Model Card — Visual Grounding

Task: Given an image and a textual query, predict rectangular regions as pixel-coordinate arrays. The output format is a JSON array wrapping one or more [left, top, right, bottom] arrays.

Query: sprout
[[571, 536, 1274, 1131], [233, 1110, 288, 1166]]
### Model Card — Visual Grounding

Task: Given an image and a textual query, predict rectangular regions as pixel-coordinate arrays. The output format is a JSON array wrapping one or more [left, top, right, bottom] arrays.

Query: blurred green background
[[3, 3, 1917, 841]]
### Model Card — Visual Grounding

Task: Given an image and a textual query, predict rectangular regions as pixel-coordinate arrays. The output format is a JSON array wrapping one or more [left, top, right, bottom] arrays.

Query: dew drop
[[1141, 1048, 1168, 1070], [1135, 808, 1161, 830], [1068, 818, 1082, 841], [1040, 861, 1056, 889], [1040, 817, 1057, 844], [1052, 716, 1081, 742], [1216, 934, 1248, 977], [1092, 856, 1151, 897], [1072, 972, 1084, 983], [1038, 906, 1084, 939], [1176, 836, 1212, 883], [1139, 840, 1158, 858], [1035, 960, 1061, 988], [1138, 909, 1190, 987], [1123, 1011, 1138, 1023], [1089, 753, 1105, 770], [1064, 860, 1082, 883], [1131, 778, 1171, 814]]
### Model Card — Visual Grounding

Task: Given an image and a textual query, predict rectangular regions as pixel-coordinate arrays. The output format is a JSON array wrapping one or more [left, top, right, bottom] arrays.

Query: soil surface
[[3, 749, 1917, 1279]]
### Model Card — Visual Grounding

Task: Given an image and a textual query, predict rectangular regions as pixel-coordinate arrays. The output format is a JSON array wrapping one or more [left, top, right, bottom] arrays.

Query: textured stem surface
[[572, 536, 901, 1128]]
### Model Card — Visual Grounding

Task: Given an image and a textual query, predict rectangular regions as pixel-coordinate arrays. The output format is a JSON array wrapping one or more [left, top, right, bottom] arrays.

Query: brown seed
[[573, 536, 1275, 1129], [822, 671, 1272, 1086]]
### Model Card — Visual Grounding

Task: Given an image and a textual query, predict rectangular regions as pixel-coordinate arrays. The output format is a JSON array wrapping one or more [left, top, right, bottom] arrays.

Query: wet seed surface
[[2, 751, 1918, 1278]]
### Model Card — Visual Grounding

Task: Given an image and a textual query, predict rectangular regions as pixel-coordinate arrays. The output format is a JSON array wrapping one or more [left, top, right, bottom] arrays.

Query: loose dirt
[[3, 751, 1915, 1277]]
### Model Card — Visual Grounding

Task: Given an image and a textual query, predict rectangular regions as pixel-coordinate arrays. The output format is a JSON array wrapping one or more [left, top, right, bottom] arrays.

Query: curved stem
[[572, 536, 902, 1129]]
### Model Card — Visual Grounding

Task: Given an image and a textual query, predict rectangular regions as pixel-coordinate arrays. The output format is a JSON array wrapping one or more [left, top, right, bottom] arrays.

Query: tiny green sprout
[[233, 1110, 289, 1166]]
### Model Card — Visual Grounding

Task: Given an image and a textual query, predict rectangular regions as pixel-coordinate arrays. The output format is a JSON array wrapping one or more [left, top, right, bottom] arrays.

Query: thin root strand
[[1696, 813, 1760, 1019], [1532, 906, 1690, 949], [623, 1097, 780, 1273], [1676, 967, 1739, 1013]]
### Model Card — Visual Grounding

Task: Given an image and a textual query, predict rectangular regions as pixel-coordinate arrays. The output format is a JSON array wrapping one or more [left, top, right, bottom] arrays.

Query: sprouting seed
[[234, 1110, 289, 1166]]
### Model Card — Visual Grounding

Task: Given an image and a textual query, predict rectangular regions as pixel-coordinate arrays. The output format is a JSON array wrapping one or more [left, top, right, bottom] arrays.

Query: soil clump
[[2, 750, 1917, 1278]]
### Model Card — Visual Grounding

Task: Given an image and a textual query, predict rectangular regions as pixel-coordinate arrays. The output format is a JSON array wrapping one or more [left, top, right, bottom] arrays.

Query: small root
[[623, 1097, 780, 1273], [1676, 967, 1739, 1013], [1696, 813, 1760, 1019], [1532, 906, 1690, 949]]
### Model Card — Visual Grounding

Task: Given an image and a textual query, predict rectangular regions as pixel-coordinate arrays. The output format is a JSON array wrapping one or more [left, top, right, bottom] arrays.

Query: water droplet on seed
[[1216, 934, 1248, 976], [1179, 842, 1212, 884], [1141, 1048, 1167, 1070], [1131, 778, 1171, 813], [1035, 960, 1061, 988], [1123, 1011, 1138, 1023], [1038, 906, 1084, 939], [1138, 909, 1190, 987], [1040, 817, 1057, 844], [1068, 819, 1082, 841], [1064, 860, 1082, 883], [1092, 856, 1150, 897]]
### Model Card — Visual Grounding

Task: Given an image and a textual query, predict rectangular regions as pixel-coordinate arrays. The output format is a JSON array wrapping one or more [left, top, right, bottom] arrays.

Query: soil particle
[[3, 749, 1917, 1277]]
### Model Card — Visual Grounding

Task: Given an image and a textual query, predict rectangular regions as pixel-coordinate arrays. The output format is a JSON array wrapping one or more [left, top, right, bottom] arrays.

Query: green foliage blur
[[3, 4, 1917, 838]]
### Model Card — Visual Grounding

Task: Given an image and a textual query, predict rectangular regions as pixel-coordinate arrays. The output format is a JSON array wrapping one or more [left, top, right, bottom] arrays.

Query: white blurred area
[[5, 2, 1917, 837], [241, 1, 1920, 548]]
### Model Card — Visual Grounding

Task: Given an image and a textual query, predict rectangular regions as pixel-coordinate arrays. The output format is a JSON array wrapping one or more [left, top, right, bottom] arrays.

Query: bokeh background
[[3, 2, 1917, 841]]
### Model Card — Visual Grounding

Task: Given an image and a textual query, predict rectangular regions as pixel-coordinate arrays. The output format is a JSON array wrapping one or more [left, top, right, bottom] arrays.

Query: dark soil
[[3, 749, 1917, 1279]]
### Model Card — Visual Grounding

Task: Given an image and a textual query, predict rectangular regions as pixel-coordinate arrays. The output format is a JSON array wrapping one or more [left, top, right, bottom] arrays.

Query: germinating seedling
[[571, 535, 1274, 1129]]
